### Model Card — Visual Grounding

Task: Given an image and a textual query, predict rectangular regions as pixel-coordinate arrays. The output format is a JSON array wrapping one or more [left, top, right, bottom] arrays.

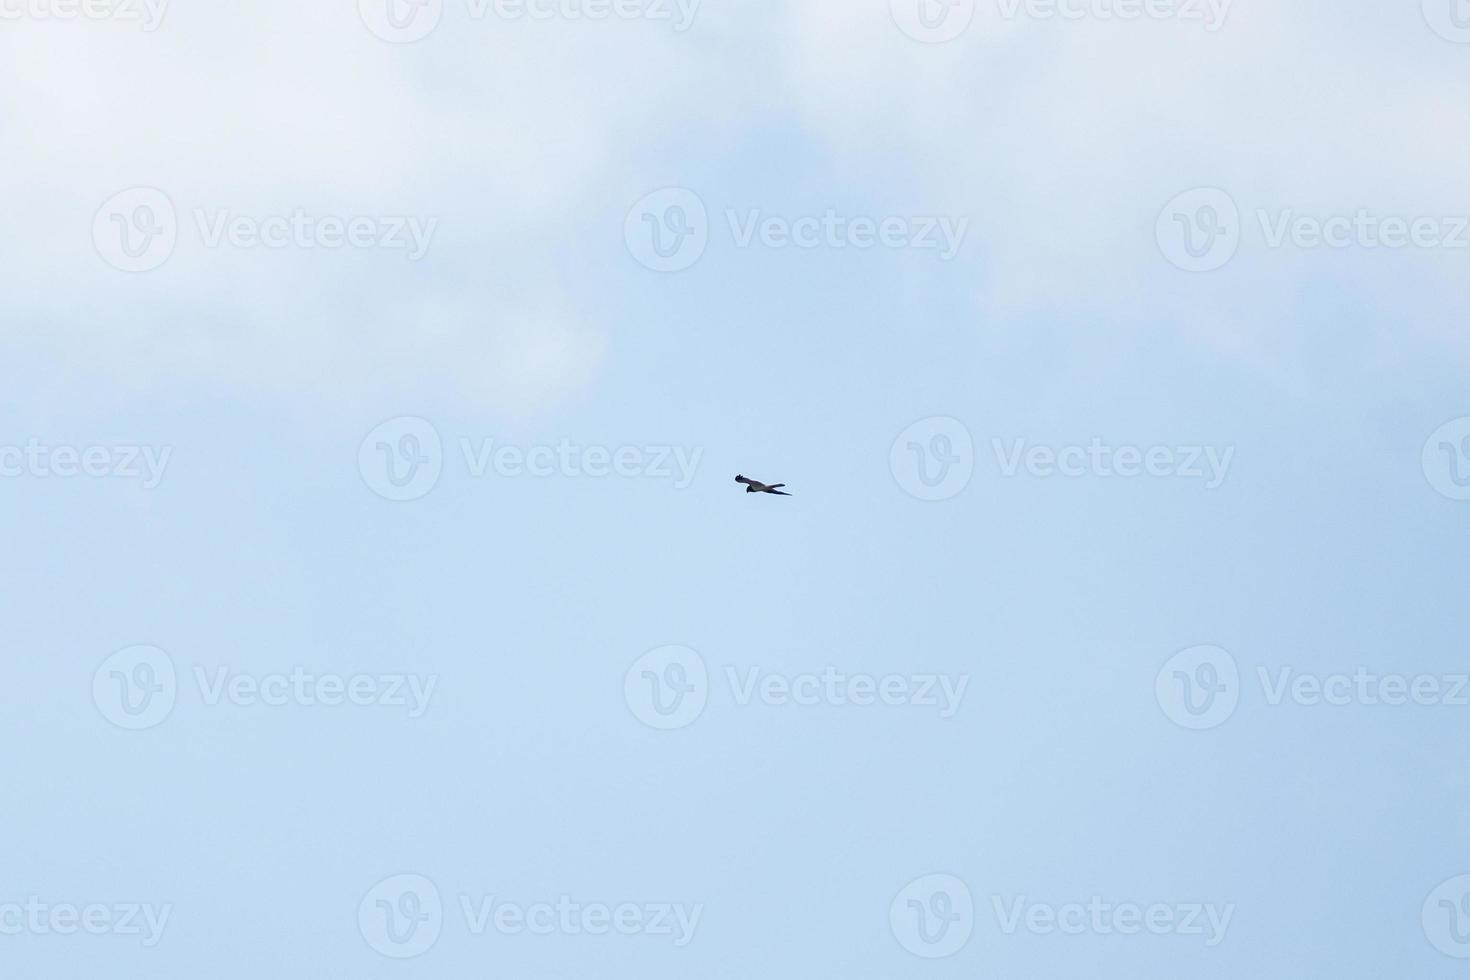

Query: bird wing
[[735, 475, 756, 486]]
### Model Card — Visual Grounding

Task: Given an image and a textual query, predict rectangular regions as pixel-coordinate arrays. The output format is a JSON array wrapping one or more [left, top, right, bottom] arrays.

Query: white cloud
[[3, 0, 1466, 407], [0, 0, 732, 409], [771, 0, 1470, 360]]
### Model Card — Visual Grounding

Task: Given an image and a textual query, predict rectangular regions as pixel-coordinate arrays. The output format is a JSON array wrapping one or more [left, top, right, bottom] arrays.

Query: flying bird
[[735, 474, 791, 496]]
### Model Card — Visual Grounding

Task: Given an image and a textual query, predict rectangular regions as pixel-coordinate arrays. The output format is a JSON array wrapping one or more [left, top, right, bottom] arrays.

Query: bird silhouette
[[735, 474, 791, 496]]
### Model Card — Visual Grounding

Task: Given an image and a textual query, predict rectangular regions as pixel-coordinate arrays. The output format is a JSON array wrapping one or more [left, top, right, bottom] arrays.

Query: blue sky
[[3, 0, 1470, 977]]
